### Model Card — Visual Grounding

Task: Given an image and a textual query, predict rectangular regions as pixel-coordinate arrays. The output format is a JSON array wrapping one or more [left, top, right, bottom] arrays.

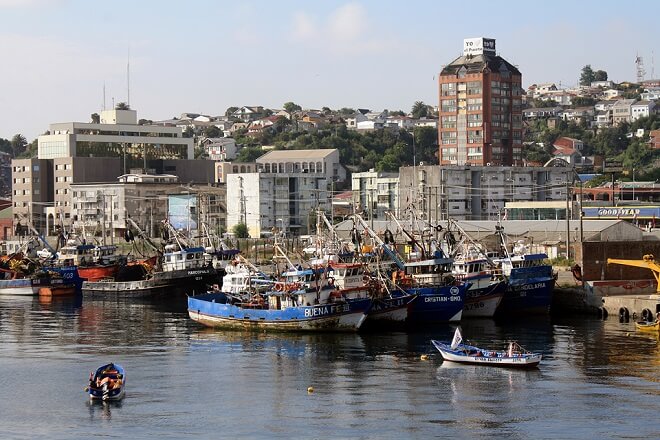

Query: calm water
[[0, 295, 659, 440]]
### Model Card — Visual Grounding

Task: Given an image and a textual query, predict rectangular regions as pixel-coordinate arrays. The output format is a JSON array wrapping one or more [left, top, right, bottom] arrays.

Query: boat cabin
[[402, 257, 454, 286], [162, 246, 209, 272]]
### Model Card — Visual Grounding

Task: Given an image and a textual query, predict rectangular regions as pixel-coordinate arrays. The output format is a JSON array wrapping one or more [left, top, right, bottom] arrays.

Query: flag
[[450, 327, 463, 350]]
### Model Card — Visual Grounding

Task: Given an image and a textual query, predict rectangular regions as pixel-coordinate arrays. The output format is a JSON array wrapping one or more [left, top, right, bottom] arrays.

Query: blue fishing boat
[[351, 213, 468, 324], [188, 247, 372, 332], [87, 363, 126, 401], [493, 247, 555, 316]]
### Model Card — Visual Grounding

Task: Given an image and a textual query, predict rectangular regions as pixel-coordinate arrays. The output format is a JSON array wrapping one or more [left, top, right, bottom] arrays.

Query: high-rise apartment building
[[438, 37, 523, 166]]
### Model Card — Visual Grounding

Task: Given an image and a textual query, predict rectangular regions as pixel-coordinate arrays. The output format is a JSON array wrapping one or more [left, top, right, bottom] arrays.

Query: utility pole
[[565, 180, 570, 259]]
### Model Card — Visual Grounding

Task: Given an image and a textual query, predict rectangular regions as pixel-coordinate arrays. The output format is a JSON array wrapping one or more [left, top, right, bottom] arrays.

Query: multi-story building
[[255, 149, 346, 184], [11, 159, 53, 233], [226, 173, 328, 237], [351, 169, 399, 219], [631, 100, 656, 121], [214, 161, 258, 183], [612, 99, 636, 125], [398, 165, 573, 222], [38, 109, 193, 163], [10, 107, 216, 235], [438, 37, 523, 166], [70, 173, 182, 240]]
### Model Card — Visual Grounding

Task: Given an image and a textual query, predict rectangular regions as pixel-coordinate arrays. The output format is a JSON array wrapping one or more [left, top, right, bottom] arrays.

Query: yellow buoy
[[420, 354, 429, 361], [307, 386, 314, 393]]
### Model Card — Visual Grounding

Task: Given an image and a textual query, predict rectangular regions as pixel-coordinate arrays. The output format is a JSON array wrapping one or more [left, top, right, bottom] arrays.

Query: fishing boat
[[82, 219, 218, 298], [86, 363, 126, 401], [352, 213, 468, 324], [491, 226, 555, 316], [329, 260, 417, 324], [432, 328, 542, 368], [188, 243, 371, 332], [56, 240, 121, 282], [0, 253, 80, 296], [635, 320, 660, 332]]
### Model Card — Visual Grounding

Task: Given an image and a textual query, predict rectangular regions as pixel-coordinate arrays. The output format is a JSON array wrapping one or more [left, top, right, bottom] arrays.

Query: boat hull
[[431, 340, 542, 368], [83, 267, 218, 298], [496, 266, 555, 316], [635, 321, 660, 332], [77, 265, 118, 282], [88, 363, 126, 401], [0, 279, 38, 296], [404, 284, 467, 323], [462, 280, 506, 318], [188, 293, 371, 332], [365, 293, 416, 323]]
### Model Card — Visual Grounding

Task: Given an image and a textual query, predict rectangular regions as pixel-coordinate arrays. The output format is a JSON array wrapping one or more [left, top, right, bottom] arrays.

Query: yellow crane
[[607, 254, 660, 293]]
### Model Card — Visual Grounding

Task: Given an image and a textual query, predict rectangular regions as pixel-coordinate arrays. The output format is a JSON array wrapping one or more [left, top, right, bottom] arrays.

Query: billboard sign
[[168, 194, 197, 231], [463, 37, 496, 56]]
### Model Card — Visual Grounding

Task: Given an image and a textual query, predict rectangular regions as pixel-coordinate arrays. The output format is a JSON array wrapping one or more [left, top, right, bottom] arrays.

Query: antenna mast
[[127, 47, 131, 107]]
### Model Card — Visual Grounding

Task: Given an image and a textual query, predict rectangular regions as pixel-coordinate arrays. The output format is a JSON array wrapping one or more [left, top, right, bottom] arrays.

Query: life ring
[[274, 282, 285, 292]]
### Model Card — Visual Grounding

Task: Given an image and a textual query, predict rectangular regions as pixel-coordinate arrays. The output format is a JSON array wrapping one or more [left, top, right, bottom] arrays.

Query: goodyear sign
[[583, 206, 660, 219]]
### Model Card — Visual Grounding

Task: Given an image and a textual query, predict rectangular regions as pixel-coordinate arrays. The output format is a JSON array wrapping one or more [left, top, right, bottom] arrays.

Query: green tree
[[235, 146, 264, 162], [594, 70, 608, 81], [115, 102, 130, 110], [338, 107, 355, 116], [571, 97, 597, 108], [232, 222, 249, 238], [283, 102, 302, 113], [21, 139, 38, 158], [273, 116, 291, 133], [183, 126, 194, 138], [11, 134, 27, 157], [579, 65, 595, 86], [91, 113, 100, 123], [203, 126, 222, 138], [411, 101, 429, 118], [0, 137, 11, 155], [225, 106, 239, 118]]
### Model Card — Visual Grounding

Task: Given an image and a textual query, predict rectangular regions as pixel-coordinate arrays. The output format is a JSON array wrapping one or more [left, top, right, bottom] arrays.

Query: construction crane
[[607, 254, 660, 293]]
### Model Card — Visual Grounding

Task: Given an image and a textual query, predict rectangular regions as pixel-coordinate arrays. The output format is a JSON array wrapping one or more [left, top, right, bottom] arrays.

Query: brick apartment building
[[438, 37, 523, 166]]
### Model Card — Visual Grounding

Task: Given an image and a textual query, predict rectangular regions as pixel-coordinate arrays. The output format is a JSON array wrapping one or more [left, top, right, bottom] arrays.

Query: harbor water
[[0, 295, 658, 439]]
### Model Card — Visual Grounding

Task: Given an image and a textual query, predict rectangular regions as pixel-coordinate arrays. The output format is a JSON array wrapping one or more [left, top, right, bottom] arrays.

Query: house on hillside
[[201, 137, 238, 161], [631, 101, 656, 121], [232, 106, 265, 122], [612, 99, 636, 125]]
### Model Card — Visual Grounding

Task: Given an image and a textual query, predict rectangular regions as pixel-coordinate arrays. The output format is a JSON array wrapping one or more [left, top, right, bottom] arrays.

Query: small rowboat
[[86, 363, 126, 401], [431, 328, 542, 368], [635, 320, 660, 332]]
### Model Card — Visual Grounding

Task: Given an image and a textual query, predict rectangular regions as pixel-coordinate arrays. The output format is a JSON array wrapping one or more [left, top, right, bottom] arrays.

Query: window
[[441, 82, 457, 96]]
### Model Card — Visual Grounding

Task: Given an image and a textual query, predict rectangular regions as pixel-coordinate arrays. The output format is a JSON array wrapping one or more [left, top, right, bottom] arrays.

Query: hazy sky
[[1, 0, 658, 141]]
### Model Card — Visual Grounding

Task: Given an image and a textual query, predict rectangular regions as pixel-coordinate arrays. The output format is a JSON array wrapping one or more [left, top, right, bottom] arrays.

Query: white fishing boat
[[431, 328, 542, 368]]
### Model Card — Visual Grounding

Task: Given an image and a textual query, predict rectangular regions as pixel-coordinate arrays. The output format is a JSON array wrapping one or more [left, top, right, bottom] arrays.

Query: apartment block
[[438, 37, 523, 166], [398, 165, 573, 221]]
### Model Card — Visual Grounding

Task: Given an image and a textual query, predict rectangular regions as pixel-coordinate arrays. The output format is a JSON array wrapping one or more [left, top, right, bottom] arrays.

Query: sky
[[0, 0, 658, 141]]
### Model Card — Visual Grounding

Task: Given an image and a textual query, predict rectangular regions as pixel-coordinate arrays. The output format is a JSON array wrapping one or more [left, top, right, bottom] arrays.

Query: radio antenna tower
[[635, 53, 646, 83]]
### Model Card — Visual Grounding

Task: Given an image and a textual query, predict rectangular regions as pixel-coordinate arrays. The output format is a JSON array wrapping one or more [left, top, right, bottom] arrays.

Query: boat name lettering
[[304, 304, 350, 317], [424, 296, 461, 302], [187, 270, 208, 275], [513, 282, 546, 291]]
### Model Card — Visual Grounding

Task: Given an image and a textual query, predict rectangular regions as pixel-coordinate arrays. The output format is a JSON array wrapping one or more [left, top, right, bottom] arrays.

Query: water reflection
[[1, 296, 659, 438]]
